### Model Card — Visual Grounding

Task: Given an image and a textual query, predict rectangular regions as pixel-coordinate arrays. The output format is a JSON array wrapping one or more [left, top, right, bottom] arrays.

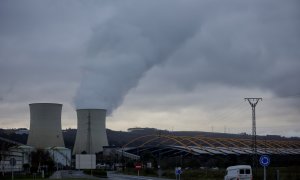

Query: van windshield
[[239, 169, 251, 174]]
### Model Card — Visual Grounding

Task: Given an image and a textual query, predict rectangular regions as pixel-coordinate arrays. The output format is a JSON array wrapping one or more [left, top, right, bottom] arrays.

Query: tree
[[30, 149, 54, 173]]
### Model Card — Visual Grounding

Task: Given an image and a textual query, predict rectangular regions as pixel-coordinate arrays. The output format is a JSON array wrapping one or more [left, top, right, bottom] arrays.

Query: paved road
[[107, 171, 174, 180], [49, 170, 98, 179], [50, 170, 174, 180]]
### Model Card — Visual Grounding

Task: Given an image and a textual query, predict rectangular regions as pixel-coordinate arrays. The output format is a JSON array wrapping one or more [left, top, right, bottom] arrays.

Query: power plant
[[73, 109, 108, 154], [1, 103, 300, 175], [27, 103, 65, 149], [26, 104, 108, 154]]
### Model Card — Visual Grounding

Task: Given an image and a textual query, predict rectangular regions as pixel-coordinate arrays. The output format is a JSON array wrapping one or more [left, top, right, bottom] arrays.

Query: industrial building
[[73, 109, 108, 154], [46, 147, 71, 167], [0, 144, 33, 173], [1, 102, 299, 171], [116, 134, 300, 160], [27, 103, 65, 148]]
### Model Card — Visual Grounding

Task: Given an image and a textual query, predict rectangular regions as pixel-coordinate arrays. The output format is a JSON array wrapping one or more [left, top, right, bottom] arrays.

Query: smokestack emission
[[27, 103, 65, 148], [74, 3, 199, 114], [73, 109, 108, 154]]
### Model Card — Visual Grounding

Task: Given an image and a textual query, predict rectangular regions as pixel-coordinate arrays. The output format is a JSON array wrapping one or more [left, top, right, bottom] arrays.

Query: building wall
[[0, 147, 32, 173], [46, 147, 71, 166], [73, 109, 108, 154]]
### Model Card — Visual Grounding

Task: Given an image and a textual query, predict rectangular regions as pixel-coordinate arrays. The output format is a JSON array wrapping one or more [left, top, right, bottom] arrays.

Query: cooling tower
[[27, 103, 65, 148], [73, 109, 108, 154]]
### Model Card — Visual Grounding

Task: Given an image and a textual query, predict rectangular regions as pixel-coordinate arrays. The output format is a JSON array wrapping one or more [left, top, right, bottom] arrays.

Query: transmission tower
[[245, 98, 262, 169]]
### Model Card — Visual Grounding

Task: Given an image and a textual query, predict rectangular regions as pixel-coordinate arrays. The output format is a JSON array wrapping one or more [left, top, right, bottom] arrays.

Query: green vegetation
[[30, 149, 55, 175], [1, 172, 99, 180], [122, 167, 157, 176], [1, 173, 43, 180], [0, 176, 94, 180], [122, 168, 225, 180], [121, 166, 300, 180], [254, 166, 300, 180], [1, 166, 299, 180], [83, 169, 107, 178]]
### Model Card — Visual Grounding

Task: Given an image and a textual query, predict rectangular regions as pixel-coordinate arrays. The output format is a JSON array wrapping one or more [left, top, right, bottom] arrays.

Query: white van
[[224, 165, 252, 180]]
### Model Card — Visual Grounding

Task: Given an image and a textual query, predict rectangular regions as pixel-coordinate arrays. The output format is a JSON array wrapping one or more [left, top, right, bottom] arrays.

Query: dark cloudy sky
[[0, 0, 299, 137]]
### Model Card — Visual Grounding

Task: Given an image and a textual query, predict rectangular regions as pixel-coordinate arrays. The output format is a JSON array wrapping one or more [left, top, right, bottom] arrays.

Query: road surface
[[49, 170, 174, 180], [107, 171, 173, 180]]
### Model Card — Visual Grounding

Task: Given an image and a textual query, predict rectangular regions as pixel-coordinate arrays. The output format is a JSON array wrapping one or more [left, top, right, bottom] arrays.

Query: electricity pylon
[[245, 98, 262, 169]]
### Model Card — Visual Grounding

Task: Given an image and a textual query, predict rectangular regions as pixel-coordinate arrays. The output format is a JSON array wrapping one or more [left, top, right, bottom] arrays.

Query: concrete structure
[[0, 145, 71, 173], [46, 147, 71, 167], [75, 154, 96, 169], [73, 109, 108, 154], [27, 103, 65, 149]]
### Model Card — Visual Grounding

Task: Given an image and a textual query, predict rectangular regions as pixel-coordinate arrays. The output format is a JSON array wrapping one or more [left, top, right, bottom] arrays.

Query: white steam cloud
[[74, 2, 200, 113], [74, 0, 300, 114]]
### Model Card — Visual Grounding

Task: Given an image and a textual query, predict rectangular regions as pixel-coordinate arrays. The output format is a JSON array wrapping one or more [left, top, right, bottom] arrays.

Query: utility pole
[[245, 98, 262, 171]]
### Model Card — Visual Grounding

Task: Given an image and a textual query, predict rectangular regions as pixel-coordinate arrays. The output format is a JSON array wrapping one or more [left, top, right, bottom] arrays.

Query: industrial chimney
[[27, 103, 65, 148], [73, 109, 108, 154]]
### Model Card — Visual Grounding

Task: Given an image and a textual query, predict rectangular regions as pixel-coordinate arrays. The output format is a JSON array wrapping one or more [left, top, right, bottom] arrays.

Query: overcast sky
[[0, 0, 299, 137]]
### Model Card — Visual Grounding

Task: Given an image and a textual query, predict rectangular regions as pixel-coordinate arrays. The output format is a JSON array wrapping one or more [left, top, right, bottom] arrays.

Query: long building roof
[[120, 134, 300, 157]]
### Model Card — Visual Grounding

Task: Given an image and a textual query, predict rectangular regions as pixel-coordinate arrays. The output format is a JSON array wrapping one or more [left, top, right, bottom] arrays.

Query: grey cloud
[[74, 1, 202, 113], [145, 0, 300, 97], [74, 0, 300, 114], [0, 0, 299, 136]]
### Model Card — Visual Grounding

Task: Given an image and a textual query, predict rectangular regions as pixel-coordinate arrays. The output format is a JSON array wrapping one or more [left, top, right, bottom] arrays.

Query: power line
[[209, 101, 248, 122], [279, 93, 300, 98], [208, 101, 249, 132], [263, 93, 300, 101]]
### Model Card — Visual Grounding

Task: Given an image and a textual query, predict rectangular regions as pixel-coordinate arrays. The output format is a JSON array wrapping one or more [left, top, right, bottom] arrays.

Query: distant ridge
[[0, 128, 299, 150]]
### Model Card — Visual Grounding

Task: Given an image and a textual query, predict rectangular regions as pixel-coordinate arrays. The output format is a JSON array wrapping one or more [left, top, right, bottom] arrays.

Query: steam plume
[[74, 2, 200, 114]]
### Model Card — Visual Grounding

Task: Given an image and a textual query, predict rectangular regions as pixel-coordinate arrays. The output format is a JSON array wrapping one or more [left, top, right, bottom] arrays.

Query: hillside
[[0, 128, 299, 150]]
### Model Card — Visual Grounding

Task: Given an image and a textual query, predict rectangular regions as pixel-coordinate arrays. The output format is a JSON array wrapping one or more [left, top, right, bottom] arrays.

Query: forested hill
[[0, 128, 299, 150]]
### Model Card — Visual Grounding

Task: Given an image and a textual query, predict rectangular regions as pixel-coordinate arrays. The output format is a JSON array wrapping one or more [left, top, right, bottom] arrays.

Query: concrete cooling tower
[[73, 109, 108, 154], [27, 103, 65, 149]]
